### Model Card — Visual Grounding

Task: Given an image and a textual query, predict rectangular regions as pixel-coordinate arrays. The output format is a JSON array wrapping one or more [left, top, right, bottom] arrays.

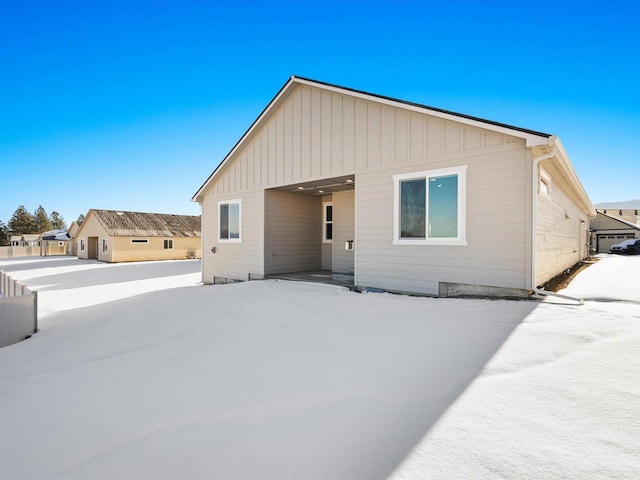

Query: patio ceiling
[[272, 175, 355, 195]]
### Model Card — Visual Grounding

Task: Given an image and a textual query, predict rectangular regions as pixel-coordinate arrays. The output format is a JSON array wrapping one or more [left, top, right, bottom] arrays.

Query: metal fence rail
[[0, 271, 38, 348]]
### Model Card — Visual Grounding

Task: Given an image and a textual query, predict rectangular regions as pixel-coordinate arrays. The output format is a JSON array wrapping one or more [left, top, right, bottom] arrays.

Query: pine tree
[[8, 205, 36, 234], [34, 205, 52, 233], [0, 220, 9, 246], [49, 211, 67, 230], [77, 213, 86, 225]]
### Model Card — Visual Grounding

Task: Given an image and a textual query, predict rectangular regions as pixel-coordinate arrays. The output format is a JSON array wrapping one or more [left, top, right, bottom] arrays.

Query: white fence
[[0, 271, 38, 348], [0, 245, 68, 259]]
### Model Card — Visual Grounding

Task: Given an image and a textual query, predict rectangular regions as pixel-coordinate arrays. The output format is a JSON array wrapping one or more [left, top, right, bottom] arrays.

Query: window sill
[[393, 239, 468, 246]]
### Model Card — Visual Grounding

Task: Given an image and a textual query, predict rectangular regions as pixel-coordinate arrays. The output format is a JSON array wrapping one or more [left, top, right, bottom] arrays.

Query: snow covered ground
[[0, 255, 638, 479]]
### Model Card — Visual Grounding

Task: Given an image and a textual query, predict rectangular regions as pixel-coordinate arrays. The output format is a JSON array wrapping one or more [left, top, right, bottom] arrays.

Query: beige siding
[[265, 190, 322, 275], [110, 237, 200, 263], [356, 144, 530, 295], [75, 213, 108, 261], [332, 190, 355, 274], [535, 165, 590, 286], [201, 189, 265, 283]]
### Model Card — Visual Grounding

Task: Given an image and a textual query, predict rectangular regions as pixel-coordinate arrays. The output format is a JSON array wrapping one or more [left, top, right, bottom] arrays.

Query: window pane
[[326, 223, 333, 240], [400, 179, 426, 238], [326, 205, 333, 222], [228, 203, 240, 239], [428, 174, 458, 238], [220, 204, 229, 239]]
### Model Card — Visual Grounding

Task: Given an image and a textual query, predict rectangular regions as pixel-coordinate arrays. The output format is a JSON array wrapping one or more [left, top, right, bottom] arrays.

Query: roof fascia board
[[547, 136, 596, 218]]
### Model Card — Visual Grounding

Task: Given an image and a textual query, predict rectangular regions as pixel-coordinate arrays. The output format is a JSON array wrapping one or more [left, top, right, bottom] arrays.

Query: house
[[192, 76, 595, 297], [75, 209, 201, 262], [589, 210, 640, 253], [66, 221, 81, 256], [39, 229, 70, 256], [9, 234, 40, 247]]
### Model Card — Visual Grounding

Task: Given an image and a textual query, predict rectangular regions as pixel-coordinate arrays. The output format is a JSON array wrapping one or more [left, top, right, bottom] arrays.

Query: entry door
[[87, 236, 99, 259]]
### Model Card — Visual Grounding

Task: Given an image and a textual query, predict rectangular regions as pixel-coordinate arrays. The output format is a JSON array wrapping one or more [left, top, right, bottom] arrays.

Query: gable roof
[[592, 210, 640, 231], [82, 209, 201, 238], [40, 229, 71, 241], [193, 75, 553, 202]]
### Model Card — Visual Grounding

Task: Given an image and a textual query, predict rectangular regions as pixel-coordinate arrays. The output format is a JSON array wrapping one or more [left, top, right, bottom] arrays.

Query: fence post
[[33, 290, 38, 333]]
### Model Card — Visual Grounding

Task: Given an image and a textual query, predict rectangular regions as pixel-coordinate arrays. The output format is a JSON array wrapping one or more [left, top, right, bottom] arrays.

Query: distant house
[[39, 229, 70, 256], [66, 221, 81, 256], [75, 209, 201, 262], [589, 210, 640, 253], [192, 76, 595, 297], [9, 234, 40, 247]]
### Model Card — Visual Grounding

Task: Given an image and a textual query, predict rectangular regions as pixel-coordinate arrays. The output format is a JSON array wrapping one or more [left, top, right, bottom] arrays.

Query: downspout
[[531, 145, 584, 305]]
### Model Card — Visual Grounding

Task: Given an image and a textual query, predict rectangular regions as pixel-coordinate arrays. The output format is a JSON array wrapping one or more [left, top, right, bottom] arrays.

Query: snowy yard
[[0, 255, 638, 479]]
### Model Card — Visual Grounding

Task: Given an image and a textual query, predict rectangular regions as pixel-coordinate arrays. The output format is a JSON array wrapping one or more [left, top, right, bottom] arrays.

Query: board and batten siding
[[201, 190, 265, 283], [356, 144, 530, 295], [535, 165, 589, 286], [264, 190, 322, 275], [207, 84, 524, 195]]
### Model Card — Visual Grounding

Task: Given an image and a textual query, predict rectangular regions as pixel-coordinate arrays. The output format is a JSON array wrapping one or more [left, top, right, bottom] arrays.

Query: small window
[[539, 172, 550, 196], [323, 203, 333, 243], [102, 239, 108, 252], [164, 239, 174, 250], [219, 199, 242, 242], [80, 239, 85, 251], [131, 239, 149, 244], [393, 166, 467, 245]]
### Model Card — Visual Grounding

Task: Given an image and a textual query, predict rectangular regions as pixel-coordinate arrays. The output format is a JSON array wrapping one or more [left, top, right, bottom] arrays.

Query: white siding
[[332, 190, 355, 274], [535, 166, 589, 286], [201, 189, 264, 283], [356, 144, 530, 295]]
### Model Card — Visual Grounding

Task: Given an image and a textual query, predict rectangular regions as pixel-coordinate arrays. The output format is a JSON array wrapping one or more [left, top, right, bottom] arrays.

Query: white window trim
[[393, 165, 467, 246], [164, 239, 174, 250], [539, 170, 551, 197], [218, 198, 242, 243], [323, 202, 333, 243]]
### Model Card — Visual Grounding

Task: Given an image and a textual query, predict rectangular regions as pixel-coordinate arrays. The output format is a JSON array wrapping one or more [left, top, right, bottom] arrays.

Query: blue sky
[[1, 0, 638, 226]]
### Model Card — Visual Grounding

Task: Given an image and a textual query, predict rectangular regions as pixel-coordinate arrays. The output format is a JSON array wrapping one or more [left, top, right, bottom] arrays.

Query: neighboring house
[[66, 221, 81, 256], [75, 209, 201, 262], [39, 229, 70, 256], [589, 210, 640, 253], [9, 234, 40, 247], [192, 76, 595, 297]]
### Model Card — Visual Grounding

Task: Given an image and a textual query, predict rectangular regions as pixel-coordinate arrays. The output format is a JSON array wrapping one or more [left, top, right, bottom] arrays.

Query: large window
[[323, 202, 333, 243], [219, 199, 242, 242], [393, 166, 467, 245]]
